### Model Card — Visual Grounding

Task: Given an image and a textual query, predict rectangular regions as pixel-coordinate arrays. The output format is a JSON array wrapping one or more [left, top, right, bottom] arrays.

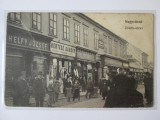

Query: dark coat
[[100, 79, 109, 94], [144, 75, 153, 103], [104, 74, 144, 108], [33, 77, 45, 97]]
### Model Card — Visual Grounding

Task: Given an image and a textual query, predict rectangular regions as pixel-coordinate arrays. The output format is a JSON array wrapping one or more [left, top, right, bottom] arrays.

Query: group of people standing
[[99, 71, 153, 108], [11, 71, 82, 107]]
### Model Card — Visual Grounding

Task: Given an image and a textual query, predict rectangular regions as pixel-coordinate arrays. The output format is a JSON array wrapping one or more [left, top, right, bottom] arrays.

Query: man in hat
[[33, 72, 45, 107], [12, 71, 29, 106]]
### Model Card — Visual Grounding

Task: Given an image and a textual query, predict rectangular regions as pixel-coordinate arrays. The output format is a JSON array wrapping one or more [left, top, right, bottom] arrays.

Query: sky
[[85, 13, 154, 62]]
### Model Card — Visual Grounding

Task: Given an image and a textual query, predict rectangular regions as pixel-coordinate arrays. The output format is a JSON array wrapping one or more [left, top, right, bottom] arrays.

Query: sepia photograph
[[4, 12, 154, 108]]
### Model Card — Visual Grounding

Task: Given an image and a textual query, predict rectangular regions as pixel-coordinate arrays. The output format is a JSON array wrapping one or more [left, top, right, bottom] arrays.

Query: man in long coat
[[33, 72, 45, 107]]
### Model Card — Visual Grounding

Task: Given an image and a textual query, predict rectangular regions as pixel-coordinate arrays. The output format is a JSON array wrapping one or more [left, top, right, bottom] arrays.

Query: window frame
[[74, 23, 80, 44], [8, 12, 21, 24], [32, 12, 41, 31], [109, 38, 112, 55], [104, 35, 108, 53], [94, 32, 99, 50], [83, 27, 89, 47], [114, 40, 118, 56], [49, 13, 57, 36], [63, 17, 70, 41]]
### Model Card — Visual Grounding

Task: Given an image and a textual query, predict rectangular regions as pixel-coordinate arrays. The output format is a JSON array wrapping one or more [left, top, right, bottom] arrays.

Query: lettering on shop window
[[7, 35, 49, 51]]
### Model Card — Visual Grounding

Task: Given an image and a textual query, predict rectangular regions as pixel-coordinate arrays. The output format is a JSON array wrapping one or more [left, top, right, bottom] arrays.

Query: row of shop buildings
[[5, 12, 152, 91]]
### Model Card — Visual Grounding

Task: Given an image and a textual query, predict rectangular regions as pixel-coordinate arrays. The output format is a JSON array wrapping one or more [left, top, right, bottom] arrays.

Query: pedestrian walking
[[143, 72, 153, 106], [103, 73, 128, 107], [47, 77, 54, 107], [73, 80, 80, 101], [63, 74, 68, 97], [33, 72, 45, 107], [100, 78, 108, 100], [85, 77, 94, 99], [104, 72, 144, 108], [66, 76, 72, 102], [125, 72, 144, 107], [53, 79, 61, 102], [59, 77, 63, 93]]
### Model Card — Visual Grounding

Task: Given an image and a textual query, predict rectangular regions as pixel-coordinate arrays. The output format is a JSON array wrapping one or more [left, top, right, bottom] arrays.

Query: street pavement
[[5, 84, 150, 108], [61, 84, 146, 108], [60, 97, 105, 108]]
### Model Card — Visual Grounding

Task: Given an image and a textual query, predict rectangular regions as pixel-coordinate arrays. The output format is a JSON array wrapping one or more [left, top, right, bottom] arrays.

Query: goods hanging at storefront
[[50, 41, 76, 79], [76, 46, 97, 86]]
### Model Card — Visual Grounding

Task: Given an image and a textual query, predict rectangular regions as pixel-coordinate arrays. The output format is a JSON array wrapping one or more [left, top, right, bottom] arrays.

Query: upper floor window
[[49, 13, 57, 36], [8, 12, 21, 24], [123, 45, 126, 57], [114, 40, 118, 56], [74, 23, 80, 44], [63, 18, 70, 40], [109, 38, 112, 54], [32, 13, 41, 31], [83, 28, 89, 47], [98, 35, 104, 49], [120, 43, 123, 57], [104, 36, 108, 53], [94, 32, 99, 50]]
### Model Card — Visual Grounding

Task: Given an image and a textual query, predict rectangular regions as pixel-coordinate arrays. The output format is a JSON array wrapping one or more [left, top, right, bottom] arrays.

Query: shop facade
[[101, 55, 125, 77], [76, 46, 97, 86], [49, 41, 76, 80], [5, 26, 51, 95]]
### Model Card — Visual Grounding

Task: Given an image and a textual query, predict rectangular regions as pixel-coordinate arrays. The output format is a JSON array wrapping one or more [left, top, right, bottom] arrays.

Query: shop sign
[[7, 30, 49, 51], [123, 62, 129, 68], [77, 49, 96, 62], [104, 57, 122, 67], [50, 41, 76, 57]]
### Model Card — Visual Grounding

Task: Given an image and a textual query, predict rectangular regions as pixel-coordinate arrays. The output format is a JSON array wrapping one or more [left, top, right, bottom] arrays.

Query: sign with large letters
[[50, 41, 76, 57], [7, 27, 50, 51]]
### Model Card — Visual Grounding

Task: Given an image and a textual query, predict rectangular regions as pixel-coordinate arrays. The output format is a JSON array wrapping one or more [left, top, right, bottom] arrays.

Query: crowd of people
[[10, 70, 153, 108], [11, 72, 84, 107], [100, 71, 153, 107]]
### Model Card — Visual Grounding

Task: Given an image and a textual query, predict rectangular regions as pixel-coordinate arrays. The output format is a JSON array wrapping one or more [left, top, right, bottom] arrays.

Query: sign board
[[7, 28, 50, 51], [77, 49, 96, 62], [50, 41, 76, 57]]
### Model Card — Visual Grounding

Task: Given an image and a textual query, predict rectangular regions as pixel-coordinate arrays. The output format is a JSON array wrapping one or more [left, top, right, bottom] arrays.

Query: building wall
[[7, 12, 128, 59]]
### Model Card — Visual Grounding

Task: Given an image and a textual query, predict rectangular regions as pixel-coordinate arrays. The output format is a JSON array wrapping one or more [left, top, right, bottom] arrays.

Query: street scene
[[5, 12, 153, 108]]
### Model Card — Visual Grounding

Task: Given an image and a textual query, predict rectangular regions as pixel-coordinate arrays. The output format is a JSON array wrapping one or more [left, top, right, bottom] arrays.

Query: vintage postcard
[[5, 12, 154, 108]]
